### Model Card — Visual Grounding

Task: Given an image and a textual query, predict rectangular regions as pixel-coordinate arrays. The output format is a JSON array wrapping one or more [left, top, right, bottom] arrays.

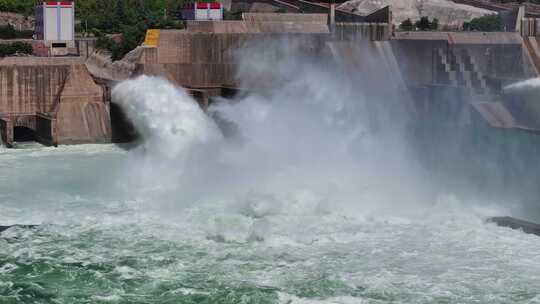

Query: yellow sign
[[144, 29, 160, 46]]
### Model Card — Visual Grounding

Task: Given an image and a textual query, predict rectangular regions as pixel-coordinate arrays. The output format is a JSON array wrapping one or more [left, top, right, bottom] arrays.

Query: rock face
[[85, 47, 143, 82], [0, 12, 34, 30], [338, 0, 494, 29], [488, 217, 540, 236]]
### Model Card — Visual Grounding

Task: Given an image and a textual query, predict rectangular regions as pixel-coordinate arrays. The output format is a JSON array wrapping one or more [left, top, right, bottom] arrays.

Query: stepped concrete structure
[[390, 31, 537, 130], [0, 57, 110, 147], [2, 3, 540, 147]]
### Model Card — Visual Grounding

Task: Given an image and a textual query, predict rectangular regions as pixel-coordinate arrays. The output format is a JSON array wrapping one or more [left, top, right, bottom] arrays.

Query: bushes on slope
[[0, 24, 33, 39], [399, 17, 439, 31], [0, 41, 32, 57], [463, 14, 503, 31]]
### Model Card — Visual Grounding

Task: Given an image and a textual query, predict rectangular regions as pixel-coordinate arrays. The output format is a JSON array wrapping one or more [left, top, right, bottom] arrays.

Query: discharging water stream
[[2, 52, 540, 303]]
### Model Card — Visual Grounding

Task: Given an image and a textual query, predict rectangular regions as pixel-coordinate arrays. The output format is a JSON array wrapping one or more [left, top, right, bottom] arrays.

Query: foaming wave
[[110, 39, 502, 232], [112, 76, 221, 158], [112, 77, 430, 224], [504, 77, 540, 90]]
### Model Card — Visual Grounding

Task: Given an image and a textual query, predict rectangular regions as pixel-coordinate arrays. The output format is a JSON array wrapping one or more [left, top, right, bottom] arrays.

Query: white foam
[[112, 75, 221, 159], [505, 77, 540, 90]]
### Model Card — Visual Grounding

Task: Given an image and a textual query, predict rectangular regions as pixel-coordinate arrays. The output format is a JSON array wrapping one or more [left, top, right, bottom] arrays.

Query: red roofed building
[[35, 1, 76, 56], [181, 2, 223, 20]]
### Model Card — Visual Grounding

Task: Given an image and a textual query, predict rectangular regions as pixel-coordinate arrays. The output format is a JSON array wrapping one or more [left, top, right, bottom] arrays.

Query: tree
[[463, 14, 502, 32], [0, 24, 33, 39], [415, 16, 431, 31], [114, 0, 129, 28], [430, 18, 439, 30], [0, 41, 32, 57], [0, 24, 16, 39], [223, 9, 242, 21], [0, 0, 36, 15], [400, 18, 414, 31]]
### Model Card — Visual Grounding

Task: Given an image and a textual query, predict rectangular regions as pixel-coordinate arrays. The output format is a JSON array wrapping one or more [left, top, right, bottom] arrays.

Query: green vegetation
[[430, 18, 439, 30], [399, 17, 438, 31], [0, 0, 188, 60], [415, 16, 431, 30], [399, 18, 414, 31], [223, 9, 243, 21], [77, 0, 187, 60], [0, 24, 33, 39], [0, 41, 32, 56], [463, 14, 503, 31], [76, 0, 185, 34], [0, 0, 35, 15]]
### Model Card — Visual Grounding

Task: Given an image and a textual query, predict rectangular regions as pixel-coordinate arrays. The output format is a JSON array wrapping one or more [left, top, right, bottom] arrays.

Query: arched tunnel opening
[[13, 126, 36, 142], [110, 102, 140, 144]]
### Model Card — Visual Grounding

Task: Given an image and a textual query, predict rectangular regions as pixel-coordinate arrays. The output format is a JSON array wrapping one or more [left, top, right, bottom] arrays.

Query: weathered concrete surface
[[338, 0, 494, 28], [76, 38, 98, 60], [55, 64, 111, 144], [0, 57, 111, 146], [135, 17, 390, 90], [137, 24, 329, 88], [0, 57, 75, 115], [392, 32, 532, 90], [522, 36, 540, 76], [333, 22, 390, 41], [488, 216, 540, 236], [389, 31, 539, 131]]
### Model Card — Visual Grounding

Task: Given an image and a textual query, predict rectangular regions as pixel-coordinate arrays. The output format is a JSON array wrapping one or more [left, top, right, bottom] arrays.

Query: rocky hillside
[[338, 0, 494, 29], [0, 12, 33, 30]]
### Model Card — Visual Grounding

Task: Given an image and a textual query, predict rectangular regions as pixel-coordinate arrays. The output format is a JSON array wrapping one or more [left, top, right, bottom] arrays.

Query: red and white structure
[[182, 2, 223, 21], [35, 1, 75, 42]]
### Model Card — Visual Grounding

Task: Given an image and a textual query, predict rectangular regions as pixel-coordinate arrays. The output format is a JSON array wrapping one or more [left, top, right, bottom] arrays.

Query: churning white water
[[505, 77, 540, 90], [2, 44, 540, 303]]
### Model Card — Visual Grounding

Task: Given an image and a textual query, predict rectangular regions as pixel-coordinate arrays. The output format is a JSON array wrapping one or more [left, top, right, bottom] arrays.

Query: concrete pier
[[488, 216, 540, 236], [0, 225, 38, 233], [0, 57, 111, 147]]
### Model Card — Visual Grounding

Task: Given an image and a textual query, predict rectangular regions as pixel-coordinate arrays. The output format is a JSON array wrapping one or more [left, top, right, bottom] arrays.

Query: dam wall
[[0, 57, 111, 147], [392, 32, 532, 90], [390, 31, 538, 130], [136, 18, 390, 90], [5, 12, 537, 146], [138, 20, 331, 88], [332, 22, 390, 41]]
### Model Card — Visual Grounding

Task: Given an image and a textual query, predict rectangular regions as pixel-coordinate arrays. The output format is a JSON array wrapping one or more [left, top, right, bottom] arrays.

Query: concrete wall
[[140, 30, 328, 88], [0, 57, 111, 146], [391, 38, 532, 89], [391, 39, 446, 87], [76, 38, 98, 59], [0, 57, 75, 115], [55, 64, 111, 144], [333, 23, 390, 41]]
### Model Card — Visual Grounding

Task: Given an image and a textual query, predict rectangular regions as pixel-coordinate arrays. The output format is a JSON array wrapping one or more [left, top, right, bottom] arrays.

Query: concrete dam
[[0, 57, 110, 147], [4, 8, 540, 302], [0, 11, 538, 147]]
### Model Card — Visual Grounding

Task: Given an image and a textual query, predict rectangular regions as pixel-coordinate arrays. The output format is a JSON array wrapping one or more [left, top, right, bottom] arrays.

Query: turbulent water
[[2, 44, 540, 303], [2, 144, 540, 304]]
